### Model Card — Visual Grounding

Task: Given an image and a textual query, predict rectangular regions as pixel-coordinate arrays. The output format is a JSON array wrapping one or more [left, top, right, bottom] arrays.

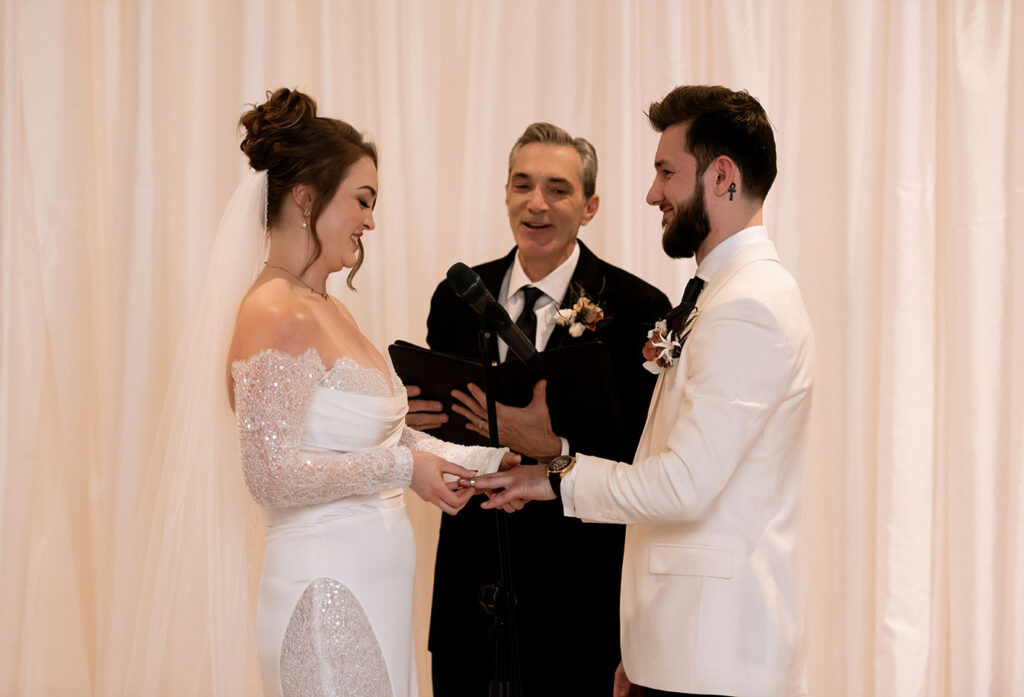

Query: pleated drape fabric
[[1, 2, 1021, 696]]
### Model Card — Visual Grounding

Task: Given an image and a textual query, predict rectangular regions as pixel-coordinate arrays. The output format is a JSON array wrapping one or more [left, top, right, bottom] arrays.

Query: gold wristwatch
[[546, 455, 576, 497]]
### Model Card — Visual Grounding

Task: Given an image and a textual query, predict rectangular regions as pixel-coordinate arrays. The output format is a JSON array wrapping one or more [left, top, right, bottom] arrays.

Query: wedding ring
[[469, 478, 476, 488], [479, 419, 485, 429]]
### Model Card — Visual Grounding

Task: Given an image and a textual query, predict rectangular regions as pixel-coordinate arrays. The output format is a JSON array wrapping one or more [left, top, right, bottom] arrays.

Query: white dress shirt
[[496, 242, 580, 361], [497, 242, 580, 457]]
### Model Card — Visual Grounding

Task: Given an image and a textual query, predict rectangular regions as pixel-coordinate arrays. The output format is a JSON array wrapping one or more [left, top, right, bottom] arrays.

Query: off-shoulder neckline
[[233, 347, 402, 388]]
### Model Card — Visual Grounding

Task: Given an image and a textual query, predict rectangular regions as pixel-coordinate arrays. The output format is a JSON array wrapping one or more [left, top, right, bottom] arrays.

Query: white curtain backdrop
[[1, 1, 1021, 696]]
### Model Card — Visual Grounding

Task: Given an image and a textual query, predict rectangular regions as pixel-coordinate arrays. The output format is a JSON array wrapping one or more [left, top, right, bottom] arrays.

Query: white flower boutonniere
[[554, 294, 605, 338], [642, 312, 700, 373]]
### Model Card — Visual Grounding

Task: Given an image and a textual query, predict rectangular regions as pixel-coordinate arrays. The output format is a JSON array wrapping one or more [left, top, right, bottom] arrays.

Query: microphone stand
[[476, 329, 522, 697]]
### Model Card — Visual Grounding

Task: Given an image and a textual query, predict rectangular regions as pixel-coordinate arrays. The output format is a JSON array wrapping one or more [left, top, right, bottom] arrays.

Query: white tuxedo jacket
[[567, 229, 813, 696]]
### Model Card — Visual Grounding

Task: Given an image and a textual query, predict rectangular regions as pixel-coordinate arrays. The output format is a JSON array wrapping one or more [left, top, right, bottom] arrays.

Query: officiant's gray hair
[[507, 122, 598, 199]]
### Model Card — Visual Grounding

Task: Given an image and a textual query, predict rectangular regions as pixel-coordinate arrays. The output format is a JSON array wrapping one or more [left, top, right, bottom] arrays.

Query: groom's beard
[[662, 179, 711, 259]]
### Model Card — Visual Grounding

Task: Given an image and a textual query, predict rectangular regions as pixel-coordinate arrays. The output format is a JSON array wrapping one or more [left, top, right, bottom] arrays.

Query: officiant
[[405, 122, 671, 697]]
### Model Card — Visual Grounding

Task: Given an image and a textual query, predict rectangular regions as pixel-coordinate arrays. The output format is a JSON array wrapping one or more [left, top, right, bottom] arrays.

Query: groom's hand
[[405, 385, 448, 431], [450, 380, 562, 460], [461, 463, 555, 510]]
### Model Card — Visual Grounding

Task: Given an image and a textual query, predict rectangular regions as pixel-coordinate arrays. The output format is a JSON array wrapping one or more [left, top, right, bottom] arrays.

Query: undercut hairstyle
[[239, 87, 377, 287], [646, 85, 777, 201], [507, 122, 599, 199]]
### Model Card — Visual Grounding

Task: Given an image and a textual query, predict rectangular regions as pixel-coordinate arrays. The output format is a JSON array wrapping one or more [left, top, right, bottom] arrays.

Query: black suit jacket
[[426, 242, 670, 697]]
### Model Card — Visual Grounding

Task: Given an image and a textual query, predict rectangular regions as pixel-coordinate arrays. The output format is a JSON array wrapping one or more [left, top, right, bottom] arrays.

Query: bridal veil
[[98, 170, 269, 696]]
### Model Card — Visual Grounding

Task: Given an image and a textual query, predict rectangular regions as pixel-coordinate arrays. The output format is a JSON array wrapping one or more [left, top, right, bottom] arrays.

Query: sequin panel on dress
[[280, 577, 393, 697]]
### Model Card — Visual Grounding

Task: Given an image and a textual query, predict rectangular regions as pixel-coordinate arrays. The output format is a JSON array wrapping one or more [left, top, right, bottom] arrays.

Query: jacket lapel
[[482, 247, 517, 298], [544, 241, 605, 350]]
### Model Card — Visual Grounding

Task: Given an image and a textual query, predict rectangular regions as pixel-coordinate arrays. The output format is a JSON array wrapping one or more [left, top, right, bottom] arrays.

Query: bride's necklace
[[264, 263, 329, 301]]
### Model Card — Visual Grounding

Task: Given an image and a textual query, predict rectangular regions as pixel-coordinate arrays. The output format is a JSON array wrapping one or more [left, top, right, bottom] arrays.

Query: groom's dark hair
[[647, 85, 777, 201]]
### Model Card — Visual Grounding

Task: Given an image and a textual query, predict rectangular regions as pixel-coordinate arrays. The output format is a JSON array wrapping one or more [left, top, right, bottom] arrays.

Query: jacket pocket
[[648, 543, 734, 579]]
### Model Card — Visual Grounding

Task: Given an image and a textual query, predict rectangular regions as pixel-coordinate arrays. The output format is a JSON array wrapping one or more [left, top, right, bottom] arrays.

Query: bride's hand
[[409, 450, 477, 515]]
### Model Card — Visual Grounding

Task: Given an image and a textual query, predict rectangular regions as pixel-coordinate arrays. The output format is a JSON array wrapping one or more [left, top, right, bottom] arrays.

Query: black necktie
[[667, 276, 705, 336], [514, 286, 545, 348]]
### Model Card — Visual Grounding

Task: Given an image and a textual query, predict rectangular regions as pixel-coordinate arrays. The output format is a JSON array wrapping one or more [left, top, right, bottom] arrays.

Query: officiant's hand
[[462, 463, 555, 510], [450, 380, 562, 460], [405, 385, 449, 431]]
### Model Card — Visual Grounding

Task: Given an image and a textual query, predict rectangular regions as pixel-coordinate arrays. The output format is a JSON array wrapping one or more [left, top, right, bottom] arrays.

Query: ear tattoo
[[727, 183, 736, 201]]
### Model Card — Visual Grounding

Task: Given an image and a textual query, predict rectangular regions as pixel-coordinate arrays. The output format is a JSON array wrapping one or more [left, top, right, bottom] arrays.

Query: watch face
[[548, 455, 573, 474]]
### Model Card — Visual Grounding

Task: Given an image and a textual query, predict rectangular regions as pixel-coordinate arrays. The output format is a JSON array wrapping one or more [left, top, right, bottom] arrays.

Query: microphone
[[446, 262, 539, 364]]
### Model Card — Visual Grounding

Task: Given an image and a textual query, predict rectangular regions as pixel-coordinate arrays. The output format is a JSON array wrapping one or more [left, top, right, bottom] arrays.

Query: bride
[[227, 88, 516, 697]]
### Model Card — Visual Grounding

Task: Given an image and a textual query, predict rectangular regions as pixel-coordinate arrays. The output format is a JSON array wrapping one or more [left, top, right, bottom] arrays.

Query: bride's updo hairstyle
[[239, 88, 377, 287]]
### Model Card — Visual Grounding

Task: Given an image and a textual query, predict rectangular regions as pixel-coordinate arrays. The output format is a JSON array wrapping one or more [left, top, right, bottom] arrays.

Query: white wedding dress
[[232, 347, 503, 697]]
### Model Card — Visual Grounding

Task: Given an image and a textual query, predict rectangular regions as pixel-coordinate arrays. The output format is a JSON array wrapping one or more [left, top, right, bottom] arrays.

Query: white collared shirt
[[496, 242, 581, 362], [695, 225, 768, 283], [497, 242, 580, 458]]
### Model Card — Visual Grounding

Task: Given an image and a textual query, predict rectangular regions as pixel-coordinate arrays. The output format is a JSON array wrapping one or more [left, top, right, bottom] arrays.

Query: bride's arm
[[233, 349, 413, 509], [398, 427, 508, 478]]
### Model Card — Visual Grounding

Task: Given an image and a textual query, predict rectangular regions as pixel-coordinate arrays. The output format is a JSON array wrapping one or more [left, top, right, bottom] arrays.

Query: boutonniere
[[553, 287, 606, 338], [642, 311, 700, 373]]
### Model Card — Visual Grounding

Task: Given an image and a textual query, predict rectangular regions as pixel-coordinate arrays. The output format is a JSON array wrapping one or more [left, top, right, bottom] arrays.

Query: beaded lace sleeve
[[399, 427, 508, 479], [232, 350, 413, 509]]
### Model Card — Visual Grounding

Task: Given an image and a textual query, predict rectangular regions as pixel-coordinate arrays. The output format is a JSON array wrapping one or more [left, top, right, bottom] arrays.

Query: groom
[[408, 122, 670, 697], [469, 86, 815, 697]]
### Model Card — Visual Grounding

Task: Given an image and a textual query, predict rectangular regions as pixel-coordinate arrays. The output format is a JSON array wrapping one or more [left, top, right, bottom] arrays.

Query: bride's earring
[[301, 209, 310, 230]]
